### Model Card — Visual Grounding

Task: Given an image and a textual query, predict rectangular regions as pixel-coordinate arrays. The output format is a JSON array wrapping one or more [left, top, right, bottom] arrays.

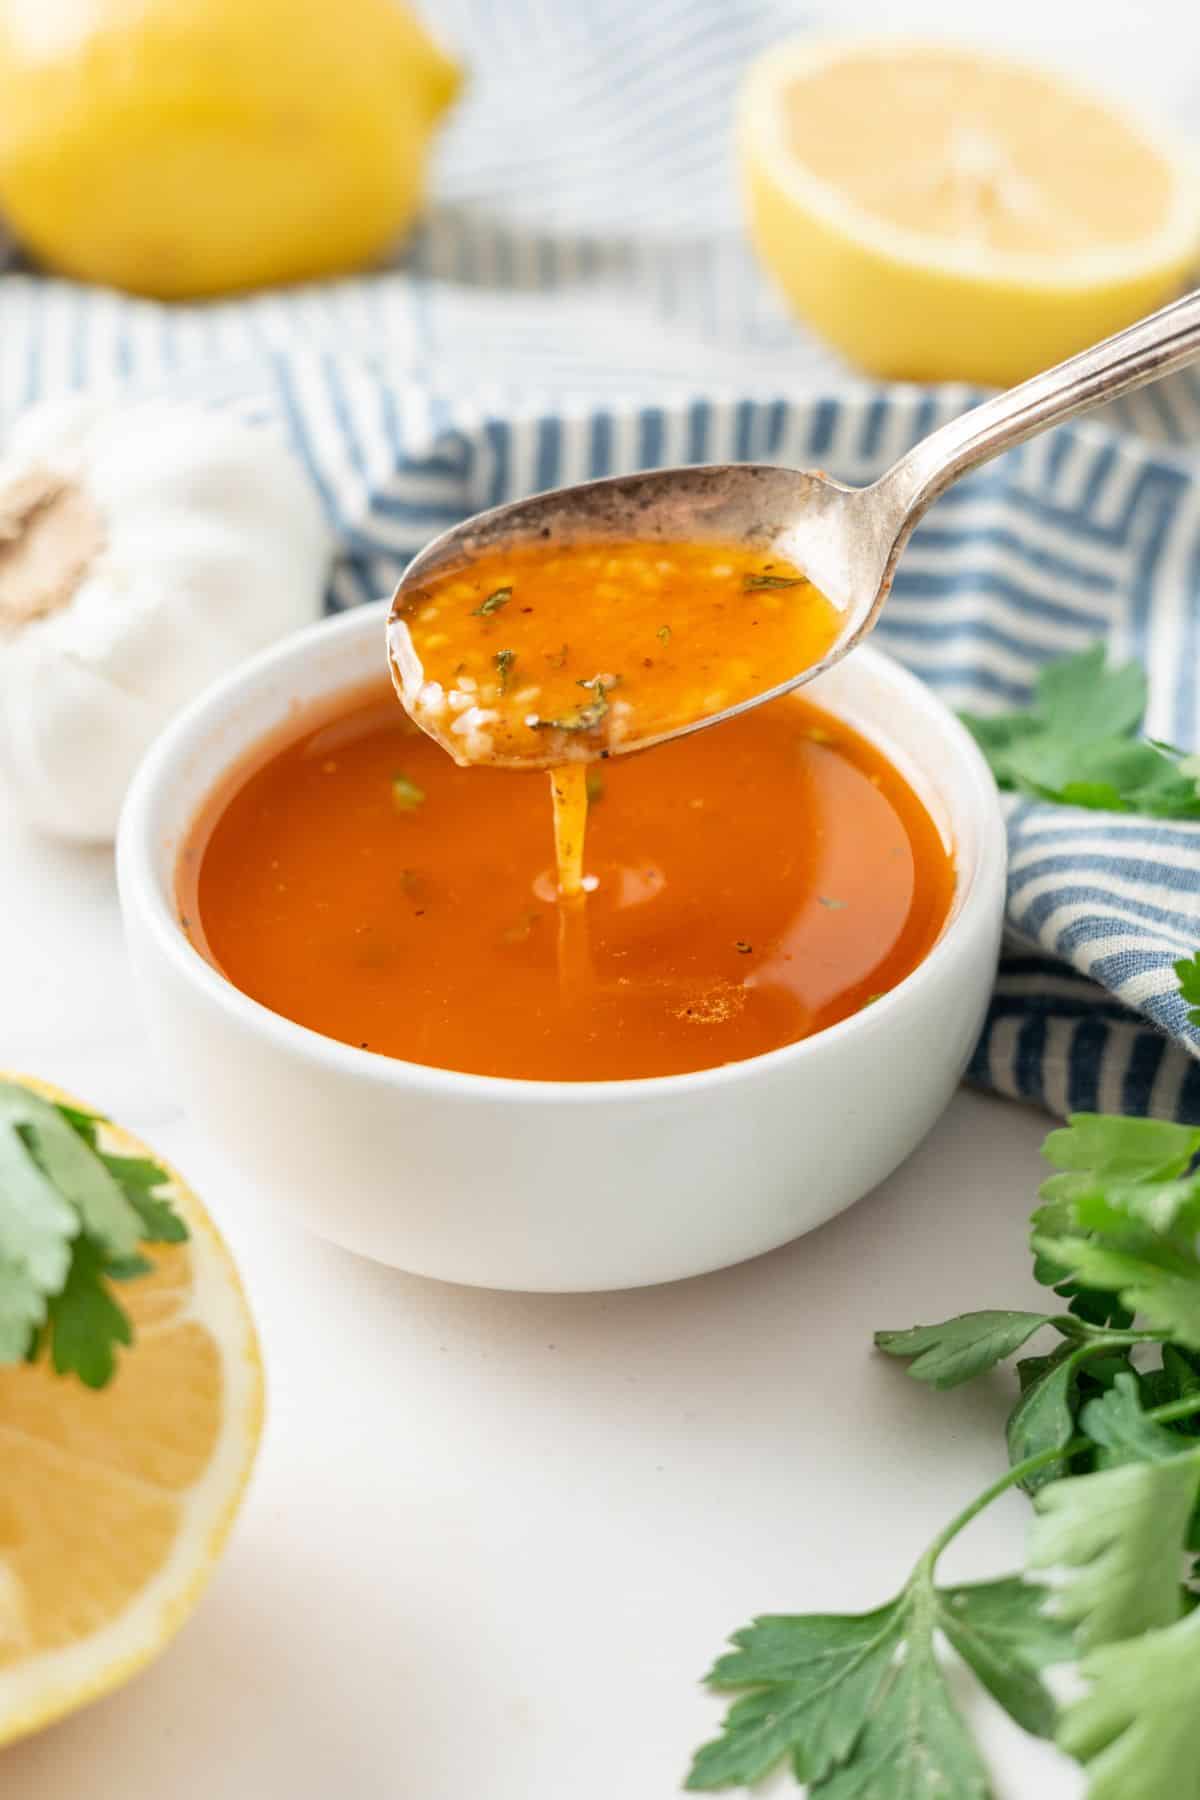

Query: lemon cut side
[[739, 39, 1200, 384], [0, 1076, 263, 1747]]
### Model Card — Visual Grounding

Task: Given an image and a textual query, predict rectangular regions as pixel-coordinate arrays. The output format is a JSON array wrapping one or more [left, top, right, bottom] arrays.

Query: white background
[[5, 1, 1199, 1794]]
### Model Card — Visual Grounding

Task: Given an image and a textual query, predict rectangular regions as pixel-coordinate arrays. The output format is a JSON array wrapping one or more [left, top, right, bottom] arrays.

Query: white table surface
[[1, 779, 1086, 1798]]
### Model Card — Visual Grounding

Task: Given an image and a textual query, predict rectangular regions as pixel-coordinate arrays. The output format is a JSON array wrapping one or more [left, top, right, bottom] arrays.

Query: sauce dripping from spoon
[[388, 534, 842, 899]]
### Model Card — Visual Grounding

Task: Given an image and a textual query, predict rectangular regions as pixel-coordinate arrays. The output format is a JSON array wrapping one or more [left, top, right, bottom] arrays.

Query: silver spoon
[[389, 289, 1200, 757]]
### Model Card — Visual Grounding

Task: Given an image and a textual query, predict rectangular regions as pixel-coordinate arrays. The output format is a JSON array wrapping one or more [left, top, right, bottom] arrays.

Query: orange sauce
[[550, 763, 589, 899], [388, 536, 842, 769], [179, 681, 955, 1083], [389, 535, 844, 902]]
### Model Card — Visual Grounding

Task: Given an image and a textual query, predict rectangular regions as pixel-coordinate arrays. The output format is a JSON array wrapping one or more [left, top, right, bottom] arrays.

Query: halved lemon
[[738, 39, 1200, 384], [0, 1076, 263, 1747]]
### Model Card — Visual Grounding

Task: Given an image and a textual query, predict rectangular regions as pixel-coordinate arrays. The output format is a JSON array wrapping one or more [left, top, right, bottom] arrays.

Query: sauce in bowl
[[179, 680, 954, 1083]]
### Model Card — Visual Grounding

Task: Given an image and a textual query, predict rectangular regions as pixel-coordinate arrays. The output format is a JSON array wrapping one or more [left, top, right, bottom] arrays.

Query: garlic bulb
[[0, 397, 333, 841]]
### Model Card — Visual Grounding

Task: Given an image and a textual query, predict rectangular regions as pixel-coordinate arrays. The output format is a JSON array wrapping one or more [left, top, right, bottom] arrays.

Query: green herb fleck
[[391, 774, 425, 813], [586, 769, 605, 806], [531, 675, 615, 735], [657, 625, 672, 645], [471, 586, 512, 617], [494, 648, 516, 693], [817, 895, 847, 909], [744, 572, 806, 591]]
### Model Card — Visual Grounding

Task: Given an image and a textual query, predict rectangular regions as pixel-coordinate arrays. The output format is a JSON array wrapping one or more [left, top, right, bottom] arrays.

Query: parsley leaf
[[961, 644, 1200, 817], [1035, 646, 1147, 742], [874, 1310, 1055, 1388], [0, 1104, 77, 1359], [0, 1080, 187, 1385], [3, 1085, 142, 1259], [45, 1234, 133, 1389], [688, 1101, 1200, 1799], [97, 1155, 187, 1243], [956, 710, 1042, 786], [1057, 1605, 1200, 1800], [1080, 1372, 1185, 1469], [53, 1102, 101, 1147], [688, 1568, 1068, 1792], [938, 1578, 1073, 1739], [1032, 1114, 1200, 1337], [1007, 1344, 1087, 1492], [1176, 951, 1200, 1028], [1072, 1173, 1200, 1242], [0, 1255, 49, 1363], [1028, 1451, 1200, 1647], [1005, 736, 1200, 816], [687, 1602, 907, 1789], [1141, 1344, 1200, 1429], [1041, 1114, 1200, 1188], [1031, 1235, 1200, 1350], [812, 1625, 988, 1800]]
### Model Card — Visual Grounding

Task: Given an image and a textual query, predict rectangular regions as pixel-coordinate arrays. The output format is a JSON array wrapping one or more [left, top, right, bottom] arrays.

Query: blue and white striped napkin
[[2, 0, 1199, 1118]]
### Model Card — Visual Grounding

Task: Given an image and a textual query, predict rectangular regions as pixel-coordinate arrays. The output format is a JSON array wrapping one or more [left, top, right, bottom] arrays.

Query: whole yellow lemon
[[0, 0, 462, 298]]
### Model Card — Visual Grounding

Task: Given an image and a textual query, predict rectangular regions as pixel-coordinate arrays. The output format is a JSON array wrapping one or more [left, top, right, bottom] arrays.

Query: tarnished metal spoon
[[389, 289, 1200, 758]]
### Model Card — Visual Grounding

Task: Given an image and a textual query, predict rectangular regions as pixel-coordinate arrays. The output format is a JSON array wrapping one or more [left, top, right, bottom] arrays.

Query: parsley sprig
[[0, 1081, 186, 1388], [688, 1113, 1200, 1796], [961, 643, 1200, 818], [1176, 952, 1200, 1029], [963, 641, 1200, 1038]]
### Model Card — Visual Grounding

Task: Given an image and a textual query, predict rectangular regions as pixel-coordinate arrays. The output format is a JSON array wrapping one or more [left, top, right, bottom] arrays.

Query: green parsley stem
[[921, 1390, 1200, 1571], [1144, 1393, 1200, 1428], [921, 1446, 1078, 1569], [1054, 1317, 1169, 1346]]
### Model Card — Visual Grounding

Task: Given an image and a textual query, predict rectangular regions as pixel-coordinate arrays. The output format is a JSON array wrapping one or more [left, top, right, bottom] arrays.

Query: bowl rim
[[118, 599, 1007, 1108]]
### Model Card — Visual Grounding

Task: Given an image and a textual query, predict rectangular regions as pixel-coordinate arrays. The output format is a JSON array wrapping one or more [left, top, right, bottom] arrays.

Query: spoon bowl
[[390, 288, 1200, 759], [390, 462, 876, 758]]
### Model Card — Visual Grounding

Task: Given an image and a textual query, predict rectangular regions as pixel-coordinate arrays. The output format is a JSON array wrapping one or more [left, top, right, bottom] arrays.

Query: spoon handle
[[876, 287, 1200, 525]]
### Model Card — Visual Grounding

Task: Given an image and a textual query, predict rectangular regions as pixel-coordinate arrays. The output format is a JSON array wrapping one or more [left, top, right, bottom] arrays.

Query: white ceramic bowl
[[118, 600, 1006, 1291]]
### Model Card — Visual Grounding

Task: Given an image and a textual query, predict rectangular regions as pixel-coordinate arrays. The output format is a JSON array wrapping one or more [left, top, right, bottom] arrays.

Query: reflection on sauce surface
[[179, 681, 955, 1083]]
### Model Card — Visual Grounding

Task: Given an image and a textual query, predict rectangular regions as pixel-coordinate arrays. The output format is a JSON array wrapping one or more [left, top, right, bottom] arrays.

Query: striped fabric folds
[[1, 1, 1199, 1118]]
